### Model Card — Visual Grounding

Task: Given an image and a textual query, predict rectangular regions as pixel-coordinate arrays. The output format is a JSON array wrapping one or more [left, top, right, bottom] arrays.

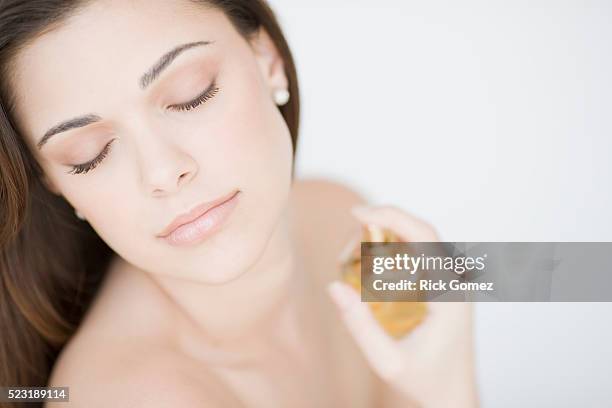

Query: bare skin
[[7, 1, 477, 405], [46, 179, 381, 407]]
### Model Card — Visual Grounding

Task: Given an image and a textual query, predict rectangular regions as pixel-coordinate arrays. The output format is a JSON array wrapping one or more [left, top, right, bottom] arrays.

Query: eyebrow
[[37, 40, 213, 150]]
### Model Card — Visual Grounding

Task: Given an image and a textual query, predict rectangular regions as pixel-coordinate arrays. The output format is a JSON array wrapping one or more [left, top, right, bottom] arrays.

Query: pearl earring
[[75, 209, 85, 221], [273, 88, 290, 106]]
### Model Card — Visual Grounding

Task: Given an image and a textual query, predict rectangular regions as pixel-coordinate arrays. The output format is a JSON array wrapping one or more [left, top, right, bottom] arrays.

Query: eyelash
[[167, 81, 220, 112], [67, 83, 220, 175], [67, 139, 116, 175]]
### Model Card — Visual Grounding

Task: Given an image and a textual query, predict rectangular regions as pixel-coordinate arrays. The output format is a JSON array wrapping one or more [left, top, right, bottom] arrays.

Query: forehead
[[9, 0, 236, 144]]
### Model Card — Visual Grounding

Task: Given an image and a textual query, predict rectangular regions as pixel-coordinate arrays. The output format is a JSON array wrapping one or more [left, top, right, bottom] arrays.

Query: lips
[[156, 190, 240, 238]]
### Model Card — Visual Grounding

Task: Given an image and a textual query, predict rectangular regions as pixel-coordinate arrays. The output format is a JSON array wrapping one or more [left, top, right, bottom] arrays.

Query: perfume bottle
[[340, 224, 427, 339]]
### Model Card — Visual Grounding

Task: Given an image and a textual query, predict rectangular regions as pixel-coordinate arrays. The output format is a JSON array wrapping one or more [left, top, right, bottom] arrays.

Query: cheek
[[221, 74, 292, 180], [225, 97, 293, 219], [177, 58, 293, 187], [63, 181, 145, 261]]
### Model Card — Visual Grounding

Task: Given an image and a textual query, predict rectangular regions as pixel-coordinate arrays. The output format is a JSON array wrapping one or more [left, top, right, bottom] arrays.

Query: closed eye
[[67, 138, 116, 175], [167, 81, 220, 112]]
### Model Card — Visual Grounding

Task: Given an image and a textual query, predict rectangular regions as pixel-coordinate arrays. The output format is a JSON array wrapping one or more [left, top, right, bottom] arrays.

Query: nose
[[123, 111, 199, 196], [137, 138, 198, 197]]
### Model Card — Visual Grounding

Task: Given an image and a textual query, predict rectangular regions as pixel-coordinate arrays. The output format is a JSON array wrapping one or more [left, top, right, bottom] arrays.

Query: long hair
[[0, 0, 300, 402]]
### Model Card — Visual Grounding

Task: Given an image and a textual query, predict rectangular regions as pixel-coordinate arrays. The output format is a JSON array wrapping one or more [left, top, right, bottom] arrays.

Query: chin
[[176, 215, 275, 285]]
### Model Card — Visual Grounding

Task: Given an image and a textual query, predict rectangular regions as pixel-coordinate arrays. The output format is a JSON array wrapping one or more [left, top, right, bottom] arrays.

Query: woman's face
[[10, 0, 294, 283]]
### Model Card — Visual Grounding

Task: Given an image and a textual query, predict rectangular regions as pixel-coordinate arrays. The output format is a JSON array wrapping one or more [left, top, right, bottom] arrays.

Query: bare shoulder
[[288, 179, 381, 401], [46, 261, 243, 407], [47, 341, 242, 408], [290, 178, 367, 238], [290, 178, 367, 208], [288, 178, 369, 281]]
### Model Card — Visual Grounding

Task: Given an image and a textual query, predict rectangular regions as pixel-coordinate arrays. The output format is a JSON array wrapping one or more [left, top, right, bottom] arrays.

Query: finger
[[326, 280, 405, 381], [350, 205, 439, 242], [337, 234, 361, 263]]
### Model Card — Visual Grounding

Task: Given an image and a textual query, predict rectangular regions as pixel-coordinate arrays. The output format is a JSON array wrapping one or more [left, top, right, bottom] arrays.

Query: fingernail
[[326, 281, 353, 311]]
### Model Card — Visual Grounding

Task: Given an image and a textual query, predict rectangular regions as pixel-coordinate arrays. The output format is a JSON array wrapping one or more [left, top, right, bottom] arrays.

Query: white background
[[268, 1, 612, 407]]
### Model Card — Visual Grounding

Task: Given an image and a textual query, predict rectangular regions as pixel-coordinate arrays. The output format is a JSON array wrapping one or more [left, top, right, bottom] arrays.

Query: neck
[[144, 205, 313, 365]]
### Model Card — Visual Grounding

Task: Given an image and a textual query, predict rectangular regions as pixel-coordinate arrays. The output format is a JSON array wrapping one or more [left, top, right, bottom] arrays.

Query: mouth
[[157, 190, 241, 247]]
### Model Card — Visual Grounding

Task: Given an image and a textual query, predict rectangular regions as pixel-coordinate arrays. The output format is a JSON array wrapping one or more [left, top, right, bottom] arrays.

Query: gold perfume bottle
[[340, 224, 427, 339]]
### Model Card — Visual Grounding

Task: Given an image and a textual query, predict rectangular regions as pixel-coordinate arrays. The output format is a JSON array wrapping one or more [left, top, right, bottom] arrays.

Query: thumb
[[326, 280, 404, 381]]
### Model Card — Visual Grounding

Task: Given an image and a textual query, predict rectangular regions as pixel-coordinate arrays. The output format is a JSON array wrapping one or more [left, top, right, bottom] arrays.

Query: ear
[[249, 27, 289, 93]]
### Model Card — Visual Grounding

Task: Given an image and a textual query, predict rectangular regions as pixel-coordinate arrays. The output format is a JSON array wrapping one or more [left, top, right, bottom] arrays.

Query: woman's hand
[[326, 205, 479, 408]]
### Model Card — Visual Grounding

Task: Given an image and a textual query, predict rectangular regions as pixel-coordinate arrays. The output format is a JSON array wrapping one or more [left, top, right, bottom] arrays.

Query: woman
[[0, 0, 478, 406]]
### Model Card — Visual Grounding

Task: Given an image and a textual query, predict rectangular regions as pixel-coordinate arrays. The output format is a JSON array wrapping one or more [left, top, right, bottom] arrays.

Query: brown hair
[[0, 0, 300, 402]]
